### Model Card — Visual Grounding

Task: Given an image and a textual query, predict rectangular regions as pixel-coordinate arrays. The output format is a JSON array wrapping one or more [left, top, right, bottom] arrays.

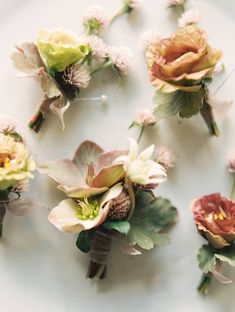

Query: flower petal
[[57, 185, 108, 198], [127, 137, 138, 160], [39, 159, 84, 188], [138, 145, 154, 161], [48, 199, 99, 233], [90, 164, 125, 188]]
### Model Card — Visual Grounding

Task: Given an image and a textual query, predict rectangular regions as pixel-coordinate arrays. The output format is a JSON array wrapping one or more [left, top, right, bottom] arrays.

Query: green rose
[[37, 29, 90, 72]]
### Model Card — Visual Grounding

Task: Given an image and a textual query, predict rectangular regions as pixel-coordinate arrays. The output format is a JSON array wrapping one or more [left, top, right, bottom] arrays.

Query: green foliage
[[197, 244, 235, 274], [103, 221, 130, 235], [126, 191, 177, 250], [154, 88, 205, 120], [76, 230, 95, 253], [197, 245, 217, 274]]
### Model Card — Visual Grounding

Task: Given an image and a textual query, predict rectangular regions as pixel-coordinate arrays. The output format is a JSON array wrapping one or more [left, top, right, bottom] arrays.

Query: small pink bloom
[[83, 35, 107, 62], [83, 6, 109, 35], [126, 0, 141, 9], [155, 146, 175, 170], [135, 109, 156, 127], [108, 46, 133, 75], [178, 9, 199, 28], [0, 115, 17, 134], [140, 30, 161, 51]]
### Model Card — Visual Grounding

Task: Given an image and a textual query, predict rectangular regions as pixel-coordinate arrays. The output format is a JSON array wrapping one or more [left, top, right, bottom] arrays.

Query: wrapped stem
[[87, 229, 112, 279], [28, 110, 45, 133], [0, 189, 9, 238], [200, 98, 220, 137], [197, 273, 212, 295]]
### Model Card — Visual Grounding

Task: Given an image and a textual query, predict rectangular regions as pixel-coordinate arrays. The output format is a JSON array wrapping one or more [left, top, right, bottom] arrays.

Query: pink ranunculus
[[146, 25, 222, 93], [192, 193, 235, 248]]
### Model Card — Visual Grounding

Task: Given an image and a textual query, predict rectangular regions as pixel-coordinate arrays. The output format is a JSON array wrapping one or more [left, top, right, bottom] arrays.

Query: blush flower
[[83, 35, 107, 62], [178, 9, 199, 28], [113, 137, 167, 187], [193, 193, 235, 248], [155, 146, 175, 171], [48, 183, 123, 233], [83, 6, 109, 36], [0, 115, 17, 134], [146, 25, 222, 93], [108, 46, 133, 75], [140, 30, 161, 51], [135, 109, 156, 127], [63, 64, 91, 89]]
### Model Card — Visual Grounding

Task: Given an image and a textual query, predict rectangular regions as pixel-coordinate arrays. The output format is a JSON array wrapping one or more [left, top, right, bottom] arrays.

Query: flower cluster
[[40, 138, 177, 279], [145, 25, 232, 137], [0, 115, 36, 236], [12, 26, 132, 133]]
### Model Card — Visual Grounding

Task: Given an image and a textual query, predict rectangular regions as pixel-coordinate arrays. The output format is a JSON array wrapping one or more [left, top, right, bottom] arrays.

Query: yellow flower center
[[76, 198, 99, 221]]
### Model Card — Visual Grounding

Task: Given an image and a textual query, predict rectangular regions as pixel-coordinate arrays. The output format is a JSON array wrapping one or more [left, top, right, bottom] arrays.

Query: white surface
[[0, 0, 235, 311]]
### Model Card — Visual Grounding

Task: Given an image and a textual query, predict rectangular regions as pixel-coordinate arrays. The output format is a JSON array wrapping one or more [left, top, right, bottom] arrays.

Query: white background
[[0, 0, 235, 311]]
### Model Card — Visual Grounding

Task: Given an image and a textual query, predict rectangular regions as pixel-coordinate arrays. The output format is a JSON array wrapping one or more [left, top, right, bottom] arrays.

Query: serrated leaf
[[76, 230, 95, 253], [103, 221, 130, 235], [215, 246, 235, 267], [197, 245, 216, 274], [126, 191, 177, 250], [154, 88, 205, 121], [178, 88, 205, 118]]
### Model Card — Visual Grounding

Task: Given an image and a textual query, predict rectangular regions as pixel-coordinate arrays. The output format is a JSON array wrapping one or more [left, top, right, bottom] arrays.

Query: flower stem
[[200, 99, 220, 137], [198, 274, 212, 295], [110, 7, 126, 25], [87, 229, 111, 279], [0, 190, 8, 238], [137, 126, 144, 143], [28, 110, 45, 133], [90, 60, 113, 75], [230, 175, 235, 200]]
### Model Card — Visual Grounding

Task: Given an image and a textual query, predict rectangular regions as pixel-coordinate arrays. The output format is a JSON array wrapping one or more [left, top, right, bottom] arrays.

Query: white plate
[[0, 0, 235, 311]]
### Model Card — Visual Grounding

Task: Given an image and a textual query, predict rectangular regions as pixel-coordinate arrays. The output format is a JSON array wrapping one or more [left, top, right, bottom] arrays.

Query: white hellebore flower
[[113, 138, 167, 186], [48, 183, 123, 233]]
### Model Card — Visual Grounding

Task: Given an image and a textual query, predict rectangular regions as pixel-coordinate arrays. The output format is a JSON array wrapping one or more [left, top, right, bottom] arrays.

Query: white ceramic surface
[[0, 0, 235, 311]]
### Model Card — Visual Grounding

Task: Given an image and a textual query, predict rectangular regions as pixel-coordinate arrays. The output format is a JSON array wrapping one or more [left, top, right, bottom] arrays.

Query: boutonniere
[[39, 138, 177, 279], [0, 115, 36, 236], [145, 25, 232, 137], [12, 21, 132, 133], [193, 156, 235, 294]]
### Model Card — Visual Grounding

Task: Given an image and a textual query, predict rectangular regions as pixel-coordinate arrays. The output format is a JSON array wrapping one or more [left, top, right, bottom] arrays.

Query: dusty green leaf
[[76, 230, 95, 253], [197, 244, 216, 274], [126, 191, 177, 249], [154, 88, 205, 121], [103, 221, 130, 235]]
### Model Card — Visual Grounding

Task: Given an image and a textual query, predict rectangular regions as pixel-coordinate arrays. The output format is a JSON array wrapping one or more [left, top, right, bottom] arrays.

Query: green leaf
[[103, 221, 130, 235], [76, 230, 95, 253], [126, 191, 177, 250], [215, 246, 235, 267], [154, 88, 205, 121], [197, 245, 216, 274], [178, 88, 205, 118]]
